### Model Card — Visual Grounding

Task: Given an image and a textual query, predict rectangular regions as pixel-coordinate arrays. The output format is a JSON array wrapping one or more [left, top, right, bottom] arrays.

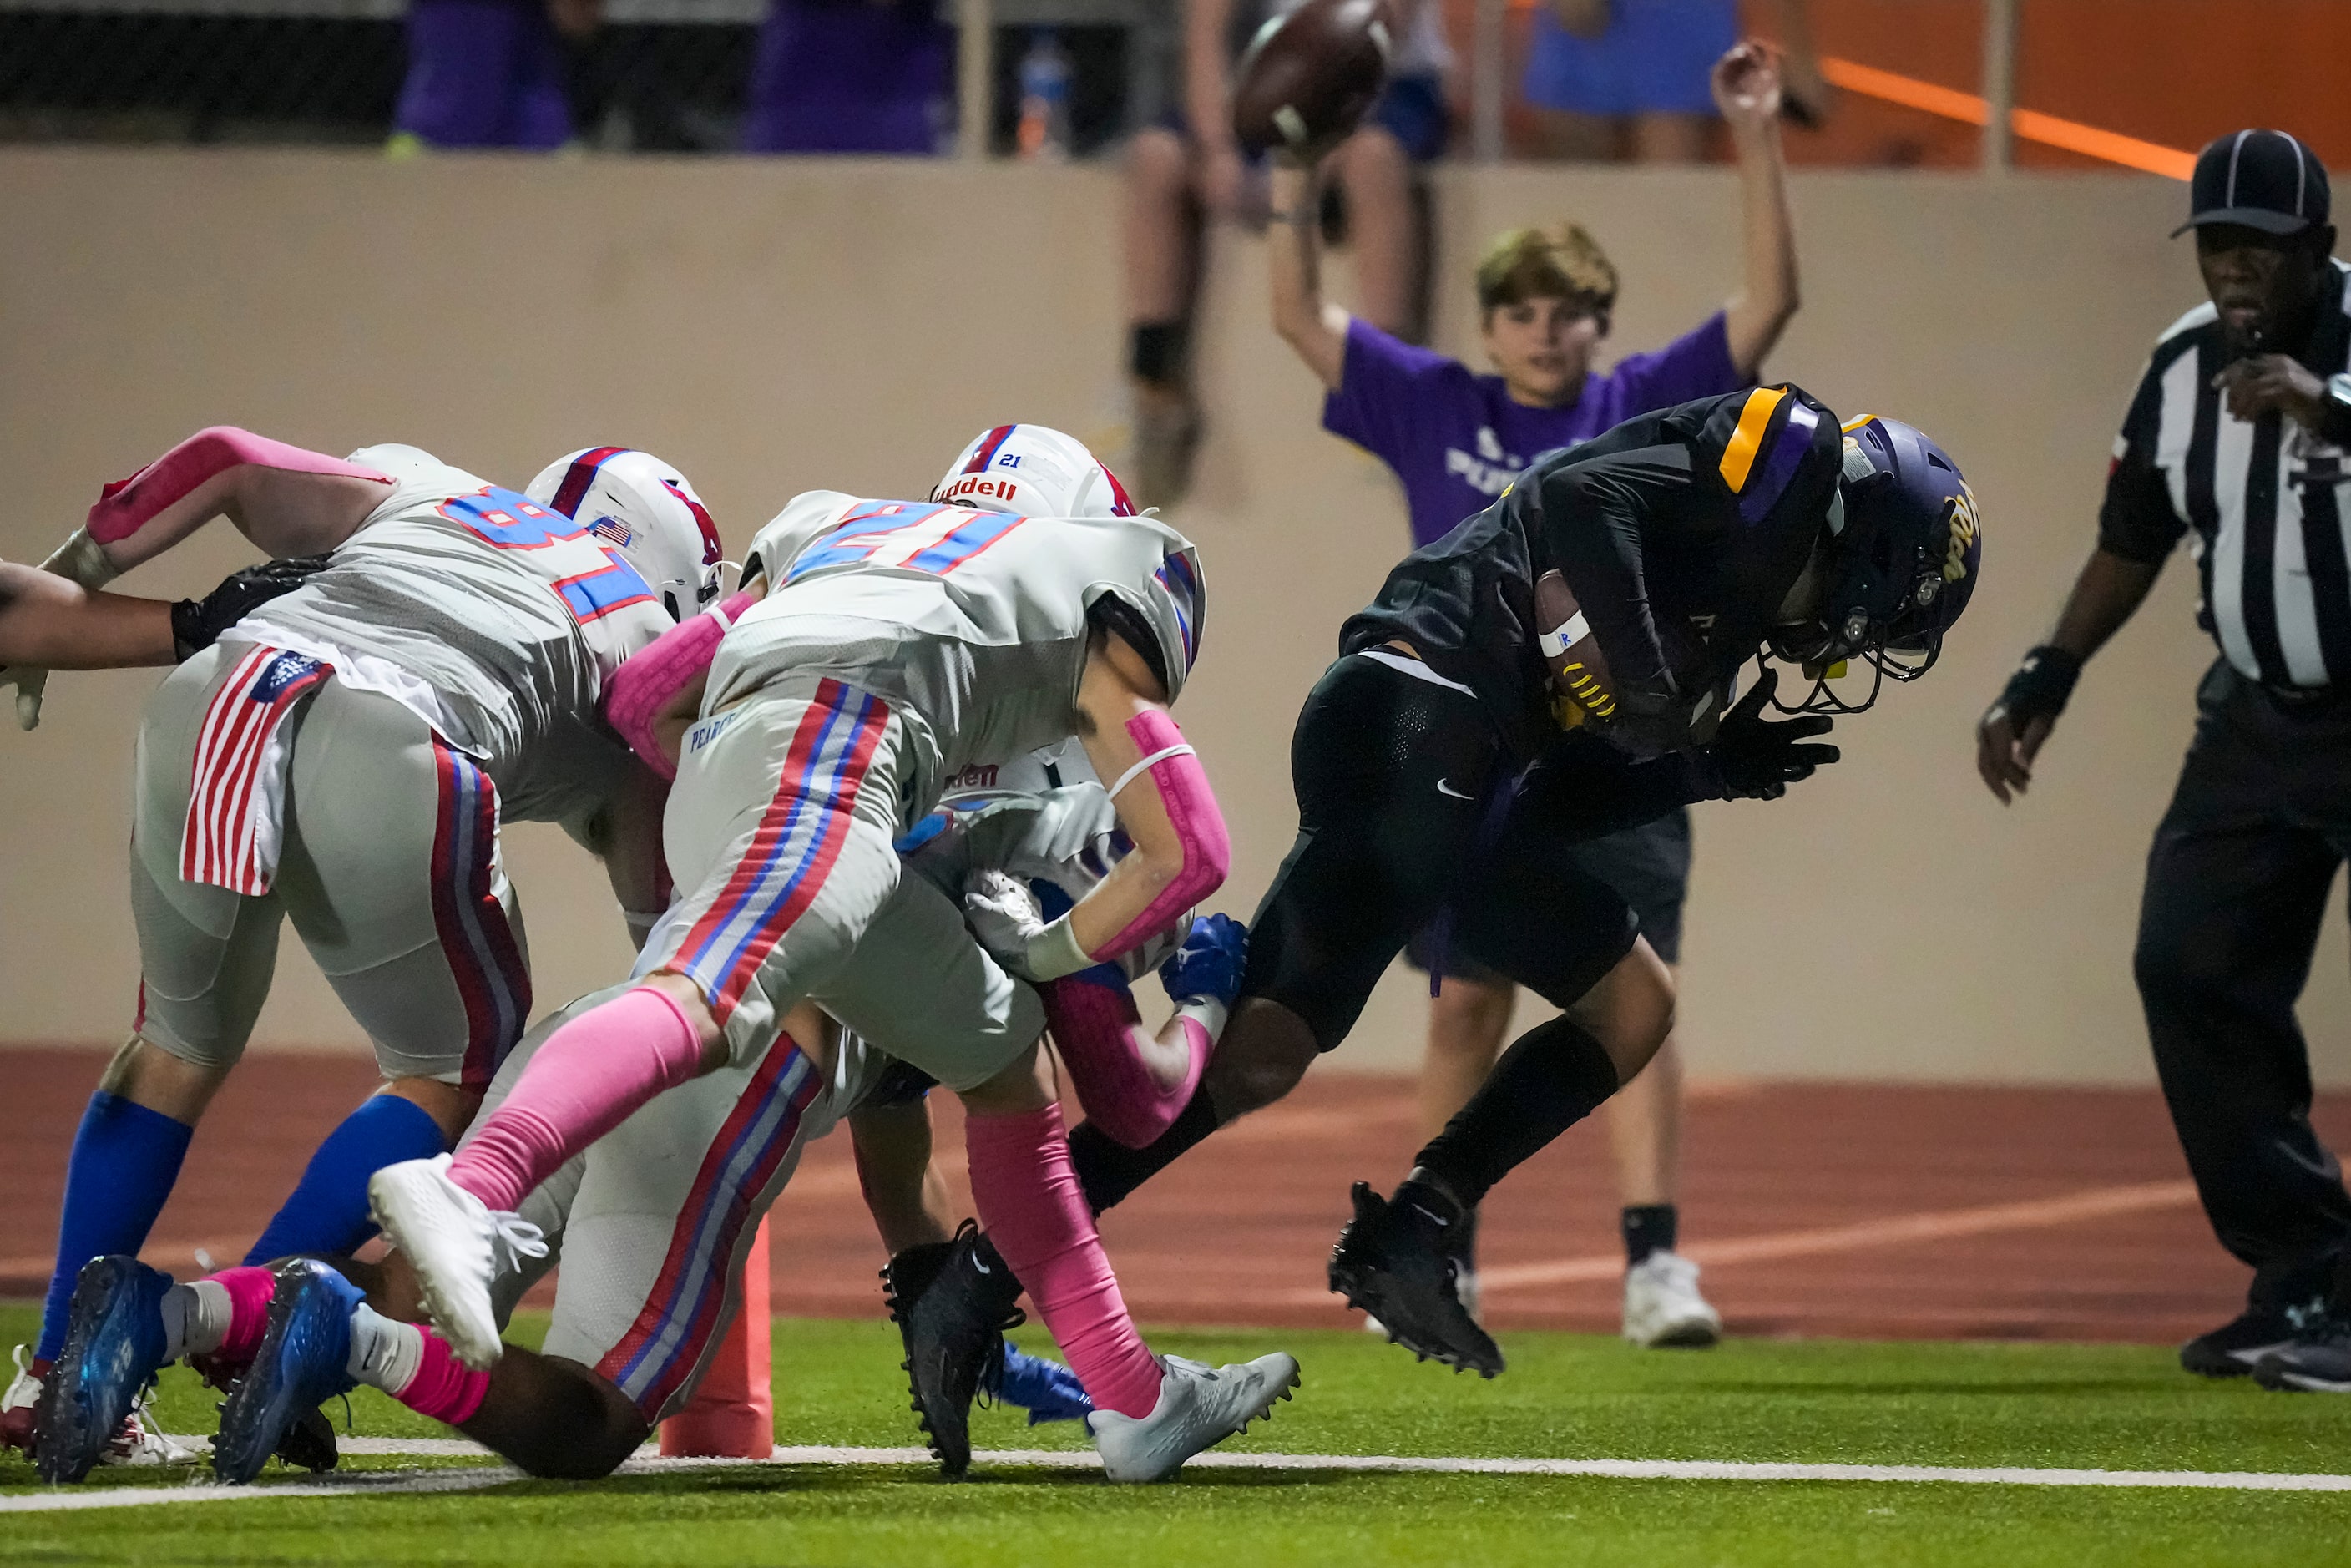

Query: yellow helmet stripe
[[1718, 387, 1787, 493]]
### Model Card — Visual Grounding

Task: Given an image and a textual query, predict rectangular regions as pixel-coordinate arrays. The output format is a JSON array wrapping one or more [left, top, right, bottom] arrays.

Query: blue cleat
[[34, 1256, 175, 1484], [212, 1260, 360, 1485], [991, 1343, 1094, 1426]]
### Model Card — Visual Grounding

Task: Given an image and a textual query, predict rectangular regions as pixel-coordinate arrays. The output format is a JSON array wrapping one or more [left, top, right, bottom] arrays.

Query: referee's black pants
[[2136, 659, 2351, 1313]]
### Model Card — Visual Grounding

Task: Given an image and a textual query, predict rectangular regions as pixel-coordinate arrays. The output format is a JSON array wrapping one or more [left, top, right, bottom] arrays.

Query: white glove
[[2, 665, 47, 731], [962, 870, 1091, 981], [8, 529, 122, 733]]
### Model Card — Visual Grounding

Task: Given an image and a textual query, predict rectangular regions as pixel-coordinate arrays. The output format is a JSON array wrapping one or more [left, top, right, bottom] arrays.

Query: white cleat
[[109, 1395, 196, 1468], [1622, 1251, 1722, 1348], [1087, 1353, 1301, 1484], [1, 1348, 192, 1466], [367, 1155, 545, 1371], [3, 1344, 43, 1454]]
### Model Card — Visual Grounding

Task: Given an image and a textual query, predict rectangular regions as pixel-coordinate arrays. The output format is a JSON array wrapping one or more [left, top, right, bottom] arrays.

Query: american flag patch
[[183, 646, 334, 894], [587, 514, 636, 549]]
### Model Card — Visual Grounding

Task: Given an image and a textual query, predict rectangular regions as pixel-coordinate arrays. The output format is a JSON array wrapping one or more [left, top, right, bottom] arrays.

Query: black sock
[[1621, 1204, 1676, 1266], [1068, 1087, 1221, 1216], [1412, 1015, 1621, 1209], [1129, 320, 1191, 386]]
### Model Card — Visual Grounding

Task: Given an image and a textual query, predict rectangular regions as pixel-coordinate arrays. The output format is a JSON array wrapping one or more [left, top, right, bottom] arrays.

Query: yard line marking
[[3, 1441, 2330, 1511], [1274, 1178, 2202, 1302], [0, 1464, 526, 1512]]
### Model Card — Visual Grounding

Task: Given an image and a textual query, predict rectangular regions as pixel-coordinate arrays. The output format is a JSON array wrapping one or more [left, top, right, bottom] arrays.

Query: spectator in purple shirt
[[742, 0, 952, 155], [1265, 40, 1799, 1349], [388, 0, 596, 154]]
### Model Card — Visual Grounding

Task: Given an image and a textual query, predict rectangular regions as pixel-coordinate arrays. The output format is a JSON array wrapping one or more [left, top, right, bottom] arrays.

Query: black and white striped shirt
[[2101, 259, 2351, 690]]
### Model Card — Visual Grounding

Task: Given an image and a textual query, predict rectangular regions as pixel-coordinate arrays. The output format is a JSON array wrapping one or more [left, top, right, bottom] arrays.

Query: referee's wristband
[[1023, 914, 1095, 983], [1994, 644, 2082, 725]]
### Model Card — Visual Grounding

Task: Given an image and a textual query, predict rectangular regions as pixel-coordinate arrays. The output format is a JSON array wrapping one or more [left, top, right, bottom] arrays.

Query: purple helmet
[[1768, 414, 1981, 710]]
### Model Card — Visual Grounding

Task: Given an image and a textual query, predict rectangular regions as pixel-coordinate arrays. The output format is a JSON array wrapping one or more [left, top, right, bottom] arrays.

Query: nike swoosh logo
[[972, 1257, 992, 1275], [1409, 1204, 1451, 1228], [1436, 779, 1473, 800]]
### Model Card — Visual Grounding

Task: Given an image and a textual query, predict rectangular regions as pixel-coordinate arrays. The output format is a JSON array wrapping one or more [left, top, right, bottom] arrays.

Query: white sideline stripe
[[4, 1442, 2343, 1510], [1277, 1177, 2204, 1302]]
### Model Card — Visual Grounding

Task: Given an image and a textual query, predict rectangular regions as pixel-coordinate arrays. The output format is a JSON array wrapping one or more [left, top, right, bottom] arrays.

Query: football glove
[[1159, 913, 1247, 1009], [170, 554, 331, 663], [1698, 667, 1838, 800]]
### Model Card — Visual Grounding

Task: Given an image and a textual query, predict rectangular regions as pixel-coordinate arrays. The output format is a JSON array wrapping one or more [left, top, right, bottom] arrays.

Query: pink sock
[[210, 1266, 278, 1363], [447, 986, 704, 1212], [396, 1328, 491, 1425], [1039, 976, 1207, 1150], [964, 1103, 1162, 1419]]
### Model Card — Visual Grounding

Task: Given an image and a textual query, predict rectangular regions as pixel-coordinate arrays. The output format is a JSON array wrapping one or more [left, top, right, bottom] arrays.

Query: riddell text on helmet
[[938, 474, 1020, 507]]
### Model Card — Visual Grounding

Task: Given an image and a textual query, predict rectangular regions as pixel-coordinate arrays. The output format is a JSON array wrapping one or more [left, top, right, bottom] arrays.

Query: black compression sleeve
[[1068, 1089, 1221, 1216], [1412, 1014, 1621, 1208], [1516, 742, 1716, 841], [1531, 442, 1701, 744]]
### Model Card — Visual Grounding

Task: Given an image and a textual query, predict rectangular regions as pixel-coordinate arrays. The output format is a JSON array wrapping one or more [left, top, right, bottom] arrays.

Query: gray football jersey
[[715, 491, 1202, 817], [234, 444, 670, 823]]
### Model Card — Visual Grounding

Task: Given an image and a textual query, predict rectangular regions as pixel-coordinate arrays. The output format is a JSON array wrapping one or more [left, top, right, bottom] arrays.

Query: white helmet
[[527, 447, 723, 621], [931, 424, 1139, 518]]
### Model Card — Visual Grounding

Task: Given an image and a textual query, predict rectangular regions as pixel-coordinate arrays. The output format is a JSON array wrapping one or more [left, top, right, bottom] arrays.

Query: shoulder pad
[[743, 490, 861, 584]]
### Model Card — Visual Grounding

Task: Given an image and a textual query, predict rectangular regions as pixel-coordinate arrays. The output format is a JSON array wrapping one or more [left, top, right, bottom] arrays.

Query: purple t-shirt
[[1322, 312, 1744, 547]]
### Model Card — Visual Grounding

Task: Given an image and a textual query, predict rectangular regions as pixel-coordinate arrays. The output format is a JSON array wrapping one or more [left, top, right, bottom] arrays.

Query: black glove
[[1984, 644, 2081, 731], [170, 554, 332, 662], [1696, 667, 1838, 801]]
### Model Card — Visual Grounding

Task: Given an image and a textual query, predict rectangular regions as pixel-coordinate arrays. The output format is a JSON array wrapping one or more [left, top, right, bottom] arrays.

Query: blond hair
[[1474, 224, 1619, 317]]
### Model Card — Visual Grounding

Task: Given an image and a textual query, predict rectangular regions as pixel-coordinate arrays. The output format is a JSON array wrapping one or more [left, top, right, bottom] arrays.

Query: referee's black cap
[[2172, 129, 2331, 237]]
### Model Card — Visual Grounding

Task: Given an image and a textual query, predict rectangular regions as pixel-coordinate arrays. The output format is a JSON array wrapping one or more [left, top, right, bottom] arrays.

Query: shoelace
[[486, 1211, 549, 1274]]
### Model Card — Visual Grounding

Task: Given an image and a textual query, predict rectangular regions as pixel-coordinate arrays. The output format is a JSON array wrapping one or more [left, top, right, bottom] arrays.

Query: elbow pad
[[1092, 710, 1231, 962], [602, 589, 756, 778], [85, 427, 392, 554]]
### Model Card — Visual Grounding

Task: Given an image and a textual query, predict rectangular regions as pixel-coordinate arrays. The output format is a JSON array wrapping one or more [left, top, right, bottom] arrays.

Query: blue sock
[[244, 1095, 448, 1267], [37, 1093, 195, 1362]]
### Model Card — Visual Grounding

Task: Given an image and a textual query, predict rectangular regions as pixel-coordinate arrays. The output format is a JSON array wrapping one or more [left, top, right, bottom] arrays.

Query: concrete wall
[[3, 148, 2344, 1085]]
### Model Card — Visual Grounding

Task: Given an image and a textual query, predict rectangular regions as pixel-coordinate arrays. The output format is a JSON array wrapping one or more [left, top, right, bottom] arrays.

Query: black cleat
[[2179, 1299, 2320, 1378], [881, 1219, 1025, 1479], [1329, 1180, 1504, 1378], [2252, 1315, 2351, 1393]]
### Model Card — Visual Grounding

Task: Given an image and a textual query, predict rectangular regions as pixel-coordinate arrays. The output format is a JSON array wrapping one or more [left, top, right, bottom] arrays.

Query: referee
[[1977, 129, 2351, 1384]]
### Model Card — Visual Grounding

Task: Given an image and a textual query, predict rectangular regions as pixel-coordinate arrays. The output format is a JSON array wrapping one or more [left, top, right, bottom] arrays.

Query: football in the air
[[1231, 0, 1395, 159]]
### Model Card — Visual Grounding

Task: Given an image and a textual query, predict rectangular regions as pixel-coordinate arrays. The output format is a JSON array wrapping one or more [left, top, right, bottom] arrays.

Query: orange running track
[[3, 1048, 2343, 1346]]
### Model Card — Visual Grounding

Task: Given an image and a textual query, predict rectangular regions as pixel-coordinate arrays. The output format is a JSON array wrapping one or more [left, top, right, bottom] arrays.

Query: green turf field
[[3, 1305, 2347, 1566]]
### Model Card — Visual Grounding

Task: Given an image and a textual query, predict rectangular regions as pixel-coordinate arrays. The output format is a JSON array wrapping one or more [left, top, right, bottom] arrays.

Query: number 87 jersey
[[235, 444, 720, 785]]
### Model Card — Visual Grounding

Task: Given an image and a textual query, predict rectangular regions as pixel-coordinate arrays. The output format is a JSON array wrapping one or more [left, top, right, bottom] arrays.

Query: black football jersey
[[1342, 384, 1843, 762]]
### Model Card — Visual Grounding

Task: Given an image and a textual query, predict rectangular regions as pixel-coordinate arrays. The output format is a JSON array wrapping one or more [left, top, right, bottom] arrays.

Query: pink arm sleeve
[[1086, 709, 1231, 963], [85, 427, 392, 568], [601, 589, 756, 779]]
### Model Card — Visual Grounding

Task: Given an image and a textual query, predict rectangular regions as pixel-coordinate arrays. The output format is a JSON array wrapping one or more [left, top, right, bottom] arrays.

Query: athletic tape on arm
[[1092, 710, 1230, 961], [84, 427, 393, 564], [602, 590, 756, 778]]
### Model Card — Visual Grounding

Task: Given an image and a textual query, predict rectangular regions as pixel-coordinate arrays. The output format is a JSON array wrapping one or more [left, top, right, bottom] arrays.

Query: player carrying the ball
[[896, 387, 1983, 1390]]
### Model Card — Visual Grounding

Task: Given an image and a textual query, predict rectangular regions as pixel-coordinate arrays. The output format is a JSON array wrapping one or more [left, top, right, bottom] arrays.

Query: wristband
[[1172, 995, 1230, 1041], [1995, 644, 2082, 725], [1024, 913, 1095, 983], [41, 529, 119, 591]]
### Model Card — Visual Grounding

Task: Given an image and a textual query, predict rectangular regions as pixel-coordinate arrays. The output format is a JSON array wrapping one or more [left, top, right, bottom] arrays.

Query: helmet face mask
[[1762, 419, 1979, 716]]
